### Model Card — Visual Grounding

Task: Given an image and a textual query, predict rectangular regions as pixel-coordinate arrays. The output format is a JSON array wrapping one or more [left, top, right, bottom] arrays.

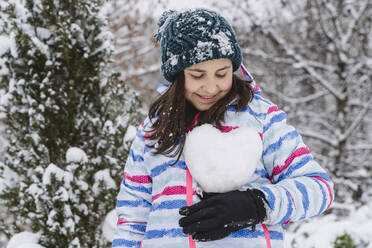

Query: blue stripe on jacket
[[295, 181, 309, 219], [122, 180, 152, 194], [130, 149, 144, 162], [277, 156, 313, 181], [151, 200, 186, 211], [263, 112, 286, 133], [262, 130, 298, 157], [227, 105, 267, 119], [230, 229, 283, 240], [117, 199, 151, 208], [145, 228, 185, 239], [304, 172, 332, 181], [254, 95, 272, 105], [260, 186, 275, 211], [130, 224, 146, 233], [150, 160, 186, 178], [136, 129, 144, 142], [255, 168, 269, 178], [279, 189, 294, 223], [112, 239, 141, 247], [313, 179, 327, 216]]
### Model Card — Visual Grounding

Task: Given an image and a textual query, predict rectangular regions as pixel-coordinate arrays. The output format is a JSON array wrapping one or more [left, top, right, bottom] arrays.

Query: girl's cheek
[[219, 80, 233, 91], [185, 80, 201, 92]]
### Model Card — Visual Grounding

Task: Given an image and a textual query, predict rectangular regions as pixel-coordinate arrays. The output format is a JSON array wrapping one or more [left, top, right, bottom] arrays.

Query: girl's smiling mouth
[[196, 94, 217, 102]]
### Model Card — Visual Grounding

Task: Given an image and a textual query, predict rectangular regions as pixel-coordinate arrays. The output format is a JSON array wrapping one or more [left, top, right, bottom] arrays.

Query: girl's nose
[[202, 77, 218, 95]]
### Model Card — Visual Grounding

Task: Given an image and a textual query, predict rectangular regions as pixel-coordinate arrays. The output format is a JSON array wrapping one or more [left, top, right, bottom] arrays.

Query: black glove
[[179, 189, 268, 242]]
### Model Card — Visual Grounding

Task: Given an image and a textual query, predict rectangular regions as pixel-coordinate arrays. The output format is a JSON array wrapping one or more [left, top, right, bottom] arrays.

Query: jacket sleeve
[[112, 121, 152, 248], [257, 103, 334, 225]]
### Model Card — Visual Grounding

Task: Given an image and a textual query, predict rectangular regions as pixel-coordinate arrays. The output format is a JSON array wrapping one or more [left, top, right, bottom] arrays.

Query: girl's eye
[[191, 74, 203, 79], [216, 74, 226, 78]]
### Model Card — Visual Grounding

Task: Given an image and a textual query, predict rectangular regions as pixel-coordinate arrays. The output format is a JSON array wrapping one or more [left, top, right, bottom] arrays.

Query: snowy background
[[1, 0, 371, 247]]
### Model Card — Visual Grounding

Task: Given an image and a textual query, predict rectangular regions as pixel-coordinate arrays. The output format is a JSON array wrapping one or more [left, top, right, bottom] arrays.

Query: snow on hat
[[155, 8, 242, 82]]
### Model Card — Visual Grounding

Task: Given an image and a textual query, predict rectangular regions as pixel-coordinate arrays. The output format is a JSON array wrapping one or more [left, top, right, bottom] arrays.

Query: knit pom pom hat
[[155, 8, 242, 82]]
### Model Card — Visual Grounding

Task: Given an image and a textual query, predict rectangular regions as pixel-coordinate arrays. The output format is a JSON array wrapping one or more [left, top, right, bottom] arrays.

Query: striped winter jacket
[[112, 73, 334, 248]]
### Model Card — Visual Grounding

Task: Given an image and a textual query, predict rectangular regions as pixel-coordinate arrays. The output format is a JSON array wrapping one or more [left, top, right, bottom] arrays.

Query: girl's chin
[[193, 101, 215, 111]]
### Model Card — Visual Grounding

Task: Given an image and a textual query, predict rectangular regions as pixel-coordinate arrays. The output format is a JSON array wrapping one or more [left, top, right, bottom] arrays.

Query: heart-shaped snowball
[[184, 124, 262, 193]]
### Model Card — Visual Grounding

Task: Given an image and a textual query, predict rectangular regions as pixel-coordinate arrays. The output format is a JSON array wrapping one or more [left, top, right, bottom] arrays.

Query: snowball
[[66, 147, 88, 163], [102, 209, 117, 242], [184, 124, 262, 193], [6, 231, 45, 248]]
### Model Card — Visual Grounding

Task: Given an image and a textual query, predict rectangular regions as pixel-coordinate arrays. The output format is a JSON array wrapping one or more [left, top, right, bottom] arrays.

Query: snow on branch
[[316, 0, 343, 41], [346, 144, 372, 151], [114, 44, 132, 55], [298, 128, 338, 147], [267, 88, 329, 104], [116, 35, 149, 46], [313, 0, 348, 64], [122, 63, 160, 80], [264, 28, 346, 100], [354, 73, 370, 86], [294, 111, 337, 133], [342, 1, 370, 49], [116, 45, 154, 63], [339, 97, 372, 142], [243, 48, 337, 73], [300, 64, 346, 100], [348, 99, 372, 110], [243, 48, 293, 64], [345, 62, 365, 83]]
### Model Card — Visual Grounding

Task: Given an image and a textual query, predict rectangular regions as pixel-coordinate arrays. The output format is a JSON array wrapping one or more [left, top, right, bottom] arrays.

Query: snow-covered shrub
[[334, 233, 357, 248], [0, 0, 142, 247]]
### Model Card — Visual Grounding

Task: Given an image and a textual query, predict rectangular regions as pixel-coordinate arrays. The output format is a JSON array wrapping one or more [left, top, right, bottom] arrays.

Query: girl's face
[[184, 58, 233, 111]]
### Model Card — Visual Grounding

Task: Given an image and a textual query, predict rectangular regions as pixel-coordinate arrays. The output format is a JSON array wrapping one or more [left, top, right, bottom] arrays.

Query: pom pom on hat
[[155, 8, 242, 82], [155, 10, 178, 43]]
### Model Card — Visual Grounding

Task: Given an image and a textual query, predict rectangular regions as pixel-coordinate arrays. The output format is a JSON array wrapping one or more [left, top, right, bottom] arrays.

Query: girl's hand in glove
[[179, 189, 268, 242]]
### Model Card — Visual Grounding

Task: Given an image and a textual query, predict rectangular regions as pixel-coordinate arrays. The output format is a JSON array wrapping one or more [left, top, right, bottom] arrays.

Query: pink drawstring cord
[[186, 168, 196, 248]]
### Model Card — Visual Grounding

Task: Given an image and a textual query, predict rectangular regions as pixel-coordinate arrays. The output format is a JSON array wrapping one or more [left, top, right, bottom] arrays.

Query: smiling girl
[[112, 8, 334, 248], [184, 59, 233, 110]]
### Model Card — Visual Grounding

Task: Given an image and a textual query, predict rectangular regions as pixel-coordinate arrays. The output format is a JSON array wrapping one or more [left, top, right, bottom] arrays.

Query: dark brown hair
[[145, 73, 255, 165]]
